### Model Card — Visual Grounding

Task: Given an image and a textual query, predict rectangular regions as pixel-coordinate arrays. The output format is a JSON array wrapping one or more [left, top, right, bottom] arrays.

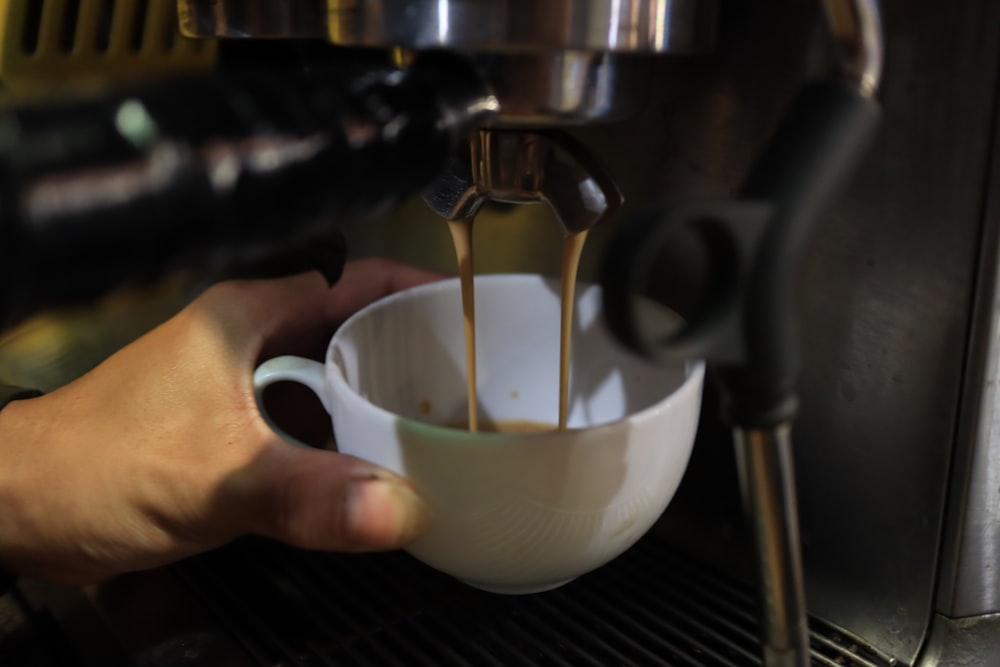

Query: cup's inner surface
[[330, 274, 689, 431]]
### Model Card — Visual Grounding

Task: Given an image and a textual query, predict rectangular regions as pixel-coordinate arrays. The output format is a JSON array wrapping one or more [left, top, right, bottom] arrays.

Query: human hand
[[0, 258, 445, 584]]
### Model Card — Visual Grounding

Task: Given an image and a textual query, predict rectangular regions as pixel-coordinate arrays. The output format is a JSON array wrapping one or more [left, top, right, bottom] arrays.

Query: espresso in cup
[[447, 420, 555, 433], [255, 275, 704, 594]]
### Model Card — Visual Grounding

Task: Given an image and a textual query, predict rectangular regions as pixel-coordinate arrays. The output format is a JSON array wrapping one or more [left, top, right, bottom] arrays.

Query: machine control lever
[[0, 52, 496, 328]]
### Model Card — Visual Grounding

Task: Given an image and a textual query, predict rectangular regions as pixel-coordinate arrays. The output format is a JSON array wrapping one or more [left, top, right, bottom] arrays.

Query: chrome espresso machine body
[[2, 1, 1000, 666]]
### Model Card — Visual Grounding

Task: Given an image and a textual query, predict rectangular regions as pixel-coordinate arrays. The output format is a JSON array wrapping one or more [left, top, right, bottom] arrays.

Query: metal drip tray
[[171, 536, 895, 667]]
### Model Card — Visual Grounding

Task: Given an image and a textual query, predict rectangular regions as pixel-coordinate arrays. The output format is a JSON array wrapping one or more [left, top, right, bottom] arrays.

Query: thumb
[[243, 446, 431, 552]]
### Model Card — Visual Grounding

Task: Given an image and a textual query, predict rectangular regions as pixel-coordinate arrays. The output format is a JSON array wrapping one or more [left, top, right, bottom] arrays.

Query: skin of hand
[[0, 258, 444, 585]]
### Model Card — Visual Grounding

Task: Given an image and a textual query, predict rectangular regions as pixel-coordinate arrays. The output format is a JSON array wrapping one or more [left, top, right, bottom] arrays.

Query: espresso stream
[[447, 218, 589, 433], [447, 218, 479, 431]]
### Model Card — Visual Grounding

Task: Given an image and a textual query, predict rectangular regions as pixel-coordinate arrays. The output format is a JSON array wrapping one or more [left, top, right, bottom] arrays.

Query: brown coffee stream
[[447, 218, 479, 432], [558, 230, 588, 429], [448, 218, 588, 433]]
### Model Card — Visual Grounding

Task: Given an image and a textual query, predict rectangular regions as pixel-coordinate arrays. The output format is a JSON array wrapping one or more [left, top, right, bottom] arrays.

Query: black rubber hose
[[720, 81, 881, 427], [600, 80, 880, 428]]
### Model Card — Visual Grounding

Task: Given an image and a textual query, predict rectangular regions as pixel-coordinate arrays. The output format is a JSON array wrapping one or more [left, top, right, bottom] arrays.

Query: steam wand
[[603, 1, 884, 665]]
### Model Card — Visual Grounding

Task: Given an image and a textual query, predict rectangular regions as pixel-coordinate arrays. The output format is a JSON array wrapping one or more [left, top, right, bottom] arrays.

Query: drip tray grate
[[173, 536, 896, 667]]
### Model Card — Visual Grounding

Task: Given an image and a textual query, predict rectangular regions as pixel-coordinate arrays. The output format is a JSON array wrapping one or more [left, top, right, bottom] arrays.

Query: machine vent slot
[[1, 0, 216, 95], [173, 536, 900, 667], [57, 0, 81, 53], [94, 0, 114, 52], [20, 0, 44, 55], [130, 0, 149, 52], [15, 0, 165, 57], [162, 7, 177, 52]]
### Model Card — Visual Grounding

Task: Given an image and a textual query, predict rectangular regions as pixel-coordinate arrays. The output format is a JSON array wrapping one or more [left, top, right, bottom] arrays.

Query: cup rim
[[327, 273, 705, 440]]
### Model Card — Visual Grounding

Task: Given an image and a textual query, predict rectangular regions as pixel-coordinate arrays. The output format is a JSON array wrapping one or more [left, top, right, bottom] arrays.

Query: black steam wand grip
[[0, 53, 493, 328], [722, 80, 881, 427], [604, 81, 880, 425], [730, 80, 879, 667]]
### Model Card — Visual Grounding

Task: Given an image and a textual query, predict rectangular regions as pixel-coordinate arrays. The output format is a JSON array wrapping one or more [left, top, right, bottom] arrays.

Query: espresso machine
[[0, 1, 998, 666]]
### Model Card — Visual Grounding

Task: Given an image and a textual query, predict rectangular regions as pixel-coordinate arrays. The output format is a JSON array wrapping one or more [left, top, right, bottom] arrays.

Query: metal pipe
[[730, 6, 884, 664], [733, 423, 810, 667], [821, 0, 885, 98]]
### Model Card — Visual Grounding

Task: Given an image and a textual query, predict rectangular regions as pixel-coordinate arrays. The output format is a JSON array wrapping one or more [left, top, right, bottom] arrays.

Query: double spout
[[423, 129, 624, 235]]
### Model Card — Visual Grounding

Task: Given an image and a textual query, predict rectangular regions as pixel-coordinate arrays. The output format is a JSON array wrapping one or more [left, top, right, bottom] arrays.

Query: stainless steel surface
[[424, 129, 623, 233], [326, 0, 718, 53], [821, 0, 884, 96], [393, 45, 653, 126], [181, 0, 717, 126], [734, 425, 810, 667], [340, 0, 717, 122], [916, 613, 1000, 667], [935, 48, 1000, 619], [179, 0, 718, 53], [179, 0, 326, 38], [461, 51, 652, 126]]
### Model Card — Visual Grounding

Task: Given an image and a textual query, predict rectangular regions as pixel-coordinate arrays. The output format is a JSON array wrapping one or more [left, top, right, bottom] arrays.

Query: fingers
[[210, 257, 444, 551], [244, 446, 430, 552], [205, 258, 446, 360], [325, 258, 449, 323], [202, 258, 446, 345]]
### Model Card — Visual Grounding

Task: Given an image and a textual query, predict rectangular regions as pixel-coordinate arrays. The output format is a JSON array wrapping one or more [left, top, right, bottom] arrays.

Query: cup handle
[[253, 355, 330, 445]]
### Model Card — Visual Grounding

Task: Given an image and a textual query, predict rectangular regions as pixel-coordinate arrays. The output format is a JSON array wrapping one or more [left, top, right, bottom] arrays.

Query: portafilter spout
[[423, 129, 624, 235]]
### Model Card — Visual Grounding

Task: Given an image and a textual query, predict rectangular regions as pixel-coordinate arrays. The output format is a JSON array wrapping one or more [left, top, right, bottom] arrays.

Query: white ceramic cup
[[253, 273, 704, 594]]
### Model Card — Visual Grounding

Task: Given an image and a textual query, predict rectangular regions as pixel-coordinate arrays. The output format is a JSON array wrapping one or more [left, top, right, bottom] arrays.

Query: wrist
[[0, 383, 43, 593]]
